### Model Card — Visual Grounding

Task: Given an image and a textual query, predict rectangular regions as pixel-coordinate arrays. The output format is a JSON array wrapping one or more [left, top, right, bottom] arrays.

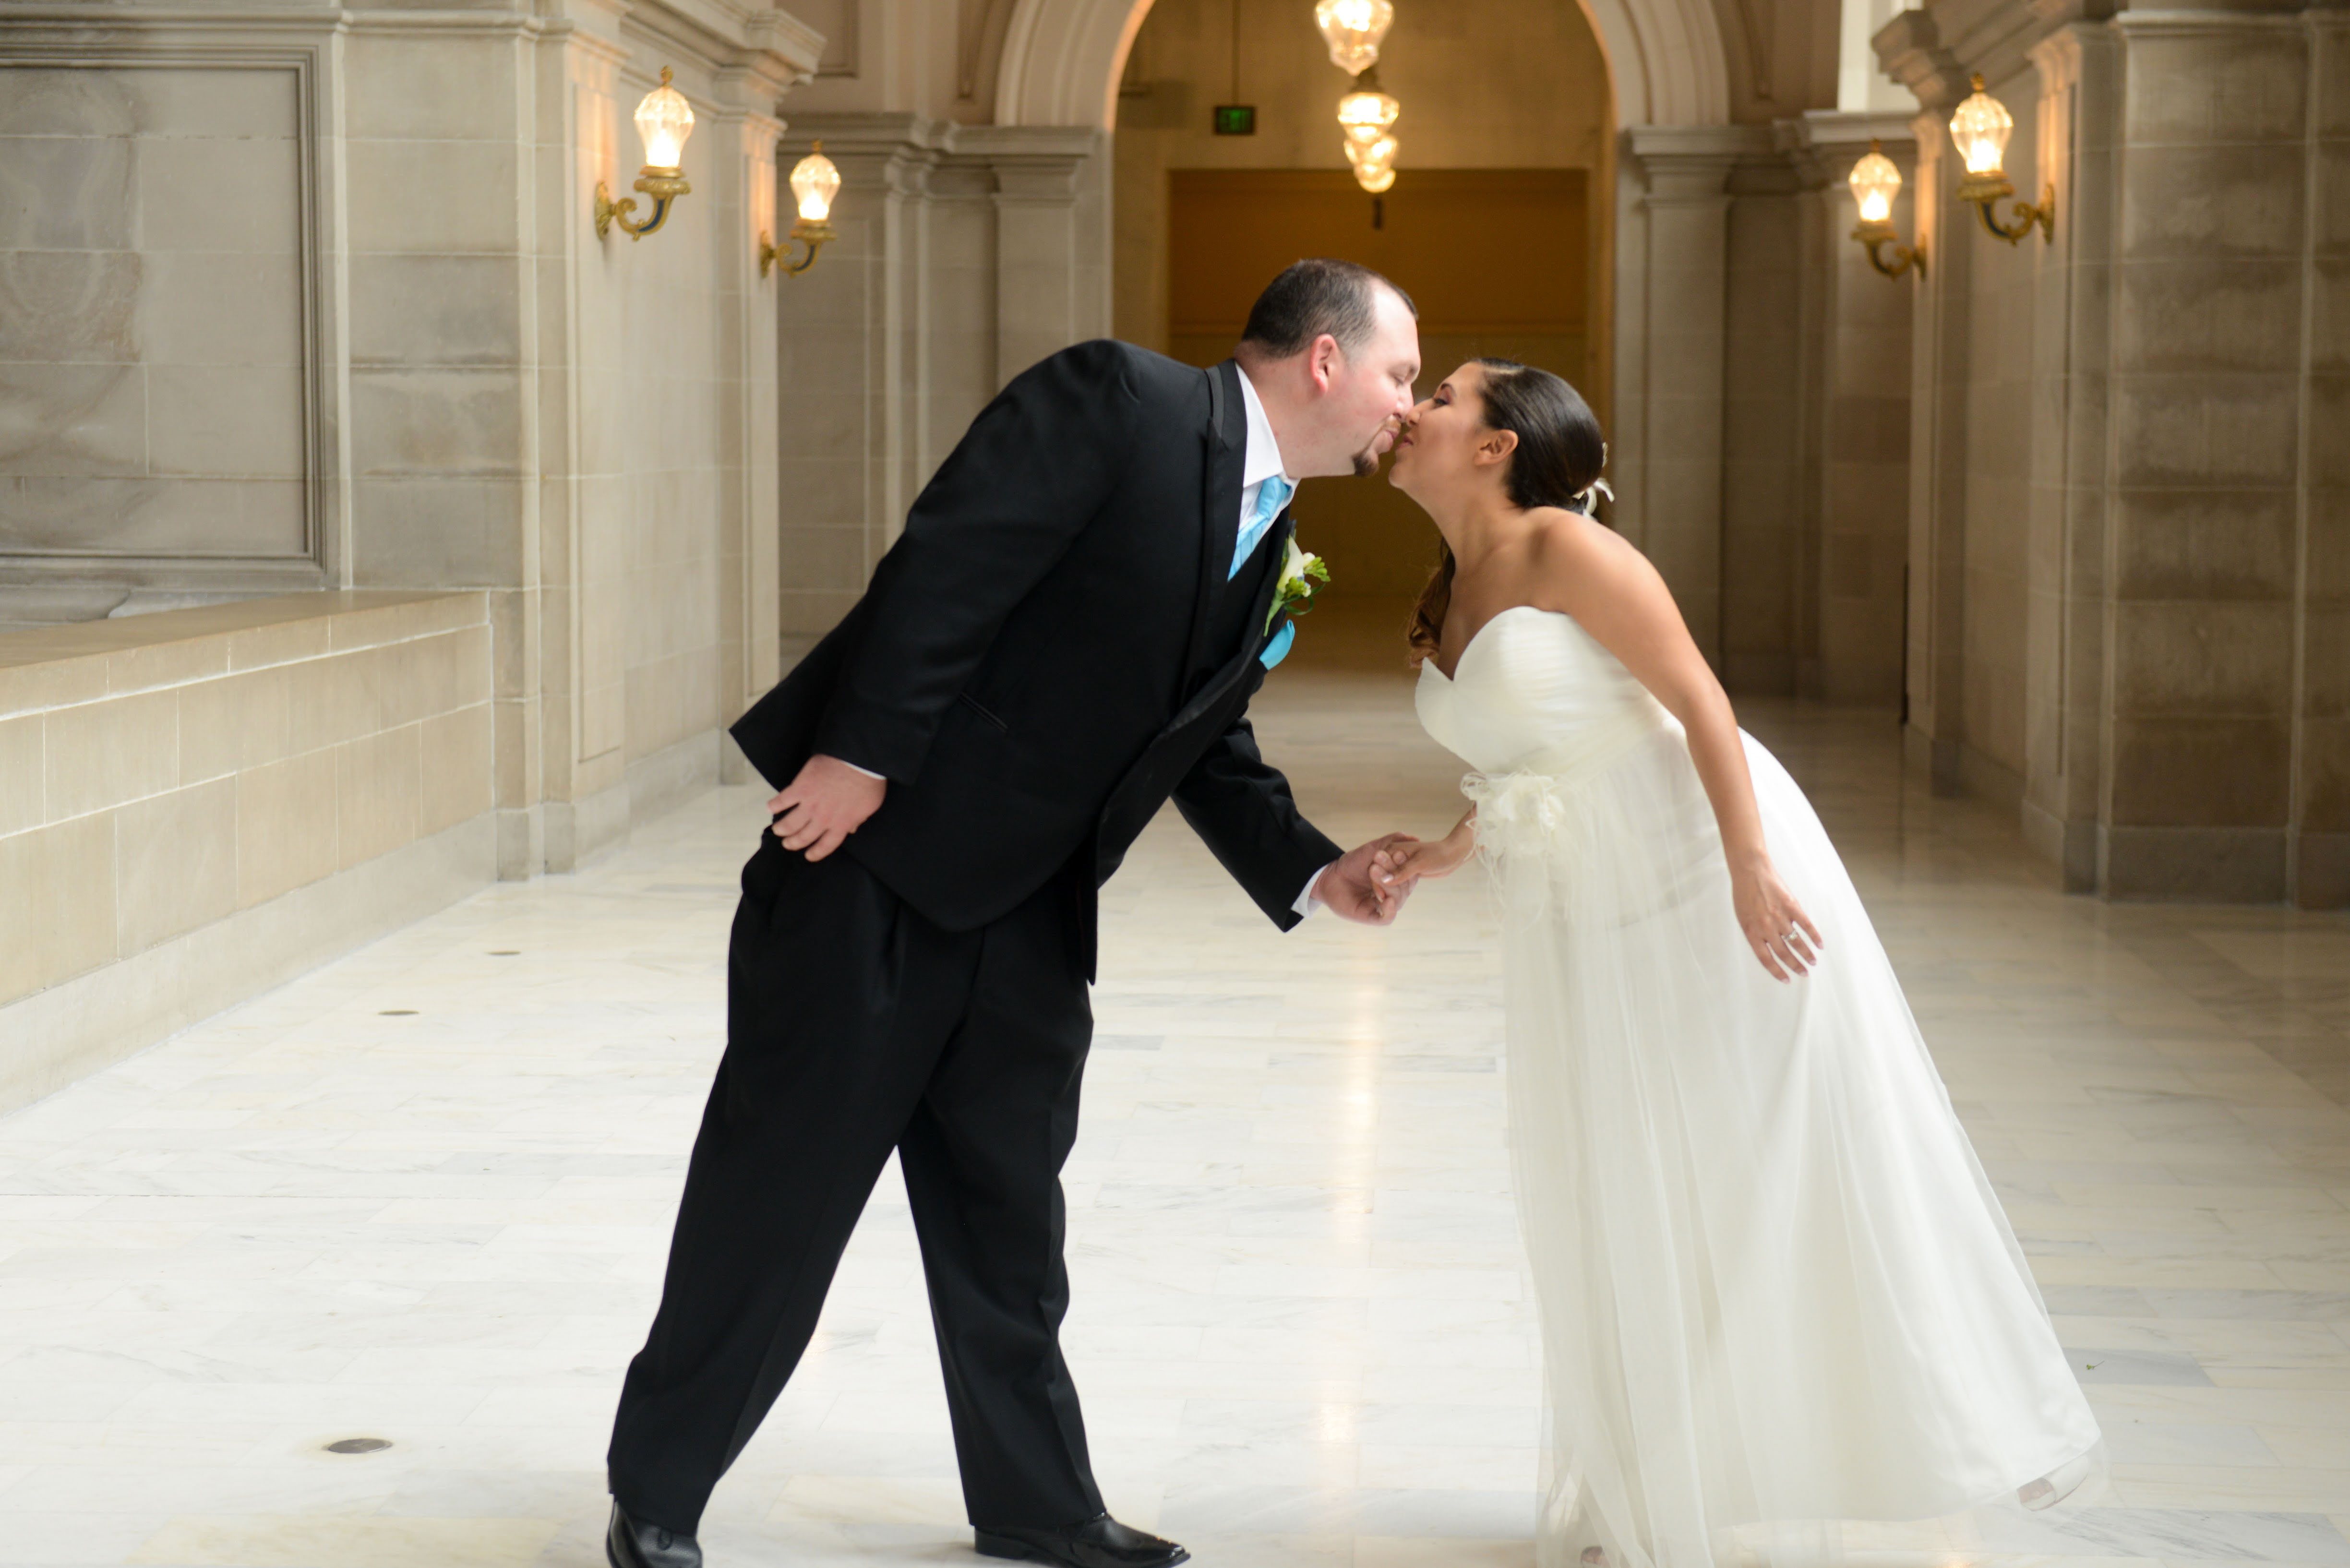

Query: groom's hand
[[768, 754, 886, 861], [1316, 833, 1420, 925]]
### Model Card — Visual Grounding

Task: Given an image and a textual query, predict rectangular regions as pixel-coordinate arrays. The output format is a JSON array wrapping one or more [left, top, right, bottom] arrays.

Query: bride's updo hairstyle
[[1407, 359, 1607, 662]]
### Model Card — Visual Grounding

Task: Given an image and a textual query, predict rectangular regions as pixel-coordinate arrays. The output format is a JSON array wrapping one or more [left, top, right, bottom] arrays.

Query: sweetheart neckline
[[1424, 604, 1578, 685]]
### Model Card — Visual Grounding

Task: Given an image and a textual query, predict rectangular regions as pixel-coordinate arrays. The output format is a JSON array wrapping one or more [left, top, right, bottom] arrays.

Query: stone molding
[[0, 32, 338, 597], [0, 0, 821, 85], [1777, 108, 1921, 190], [991, 0, 1733, 131]]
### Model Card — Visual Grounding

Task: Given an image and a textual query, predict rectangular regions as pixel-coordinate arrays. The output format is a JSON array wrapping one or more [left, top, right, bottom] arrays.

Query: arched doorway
[[1110, 0, 1613, 605], [990, 0, 1751, 661], [992, 0, 1733, 130]]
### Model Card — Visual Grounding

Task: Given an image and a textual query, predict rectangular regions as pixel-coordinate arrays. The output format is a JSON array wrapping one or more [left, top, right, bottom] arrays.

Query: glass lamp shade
[[635, 67, 695, 171], [789, 143, 840, 222], [1348, 134, 1398, 194], [1314, 0, 1395, 75], [1848, 141, 1902, 225], [1338, 84, 1400, 150], [1949, 73, 2012, 177]]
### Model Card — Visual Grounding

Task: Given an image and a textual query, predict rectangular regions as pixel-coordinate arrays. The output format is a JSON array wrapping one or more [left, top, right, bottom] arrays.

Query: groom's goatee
[[1352, 448, 1383, 478]]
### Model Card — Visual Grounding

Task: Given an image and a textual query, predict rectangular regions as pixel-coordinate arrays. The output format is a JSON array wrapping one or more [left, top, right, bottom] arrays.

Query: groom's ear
[[1306, 333, 1344, 394]]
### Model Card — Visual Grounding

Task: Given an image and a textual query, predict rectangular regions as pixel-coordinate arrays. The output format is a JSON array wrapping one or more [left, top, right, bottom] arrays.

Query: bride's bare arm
[[1386, 808, 1477, 884], [1536, 518, 1823, 980]]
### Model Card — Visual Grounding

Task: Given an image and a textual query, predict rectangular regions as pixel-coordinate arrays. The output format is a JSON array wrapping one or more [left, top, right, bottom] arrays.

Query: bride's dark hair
[[1407, 359, 1607, 663]]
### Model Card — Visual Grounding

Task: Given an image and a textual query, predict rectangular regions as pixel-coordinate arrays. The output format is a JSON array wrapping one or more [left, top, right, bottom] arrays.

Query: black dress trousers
[[606, 830, 1105, 1535]]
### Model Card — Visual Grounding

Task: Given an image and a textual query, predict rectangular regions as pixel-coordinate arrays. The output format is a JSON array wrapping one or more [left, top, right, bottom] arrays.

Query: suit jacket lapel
[[1160, 512, 1301, 737], [1185, 360, 1247, 679], [1249, 513, 1296, 649]]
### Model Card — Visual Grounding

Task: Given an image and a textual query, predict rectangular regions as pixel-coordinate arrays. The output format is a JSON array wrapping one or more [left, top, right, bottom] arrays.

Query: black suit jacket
[[731, 341, 1342, 966]]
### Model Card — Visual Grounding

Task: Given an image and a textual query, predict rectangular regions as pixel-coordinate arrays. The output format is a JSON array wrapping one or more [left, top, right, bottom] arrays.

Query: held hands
[[1379, 816, 1477, 888], [1732, 850, 1823, 981], [768, 754, 887, 861], [1316, 833, 1423, 925]]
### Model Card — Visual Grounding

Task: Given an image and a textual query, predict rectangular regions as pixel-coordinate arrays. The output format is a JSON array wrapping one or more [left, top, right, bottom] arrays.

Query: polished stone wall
[[1728, 114, 1918, 706], [0, 62, 316, 602], [0, 0, 818, 880], [0, 592, 492, 1112], [770, 115, 1107, 660], [1883, 0, 2350, 906]]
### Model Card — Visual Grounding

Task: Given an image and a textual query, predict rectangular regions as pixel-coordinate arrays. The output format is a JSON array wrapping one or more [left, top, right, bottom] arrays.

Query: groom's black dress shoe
[[607, 1502, 701, 1568], [975, 1512, 1189, 1568]]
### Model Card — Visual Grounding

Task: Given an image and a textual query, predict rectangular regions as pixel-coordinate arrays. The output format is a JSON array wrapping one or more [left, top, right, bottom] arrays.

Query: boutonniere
[[1266, 536, 1331, 635]]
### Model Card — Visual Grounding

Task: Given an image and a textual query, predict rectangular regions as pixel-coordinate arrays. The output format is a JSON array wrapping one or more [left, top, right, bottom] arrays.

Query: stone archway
[[991, 0, 1732, 129], [995, 0, 1749, 664]]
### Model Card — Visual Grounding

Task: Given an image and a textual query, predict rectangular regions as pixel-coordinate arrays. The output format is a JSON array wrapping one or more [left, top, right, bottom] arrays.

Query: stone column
[[527, 12, 818, 871], [1786, 113, 1918, 706], [964, 129, 1098, 385], [2019, 24, 2121, 889], [2087, 8, 2315, 900], [1897, 85, 1976, 793], [710, 76, 788, 785], [773, 115, 943, 661], [773, 117, 1103, 667], [1622, 127, 1751, 667], [2300, 6, 2350, 906]]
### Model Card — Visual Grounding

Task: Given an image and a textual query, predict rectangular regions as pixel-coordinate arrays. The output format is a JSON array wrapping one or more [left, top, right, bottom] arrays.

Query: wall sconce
[[596, 67, 695, 241], [760, 143, 841, 279], [1338, 69, 1400, 194], [1847, 139, 1924, 280], [1315, 0, 1394, 74], [1949, 74, 2053, 245]]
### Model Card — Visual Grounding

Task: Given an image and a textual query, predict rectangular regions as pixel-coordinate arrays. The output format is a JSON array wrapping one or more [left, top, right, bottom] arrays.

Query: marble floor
[[4, 615, 2350, 1567]]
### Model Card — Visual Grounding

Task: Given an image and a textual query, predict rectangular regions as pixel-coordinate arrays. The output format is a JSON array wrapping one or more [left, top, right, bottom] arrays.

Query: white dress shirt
[[843, 364, 1337, 920], [1235, 369, 1336, 921]]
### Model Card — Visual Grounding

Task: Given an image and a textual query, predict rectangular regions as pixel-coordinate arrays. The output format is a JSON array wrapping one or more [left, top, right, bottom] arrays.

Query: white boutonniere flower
[[1266, 537, 1331, 635]]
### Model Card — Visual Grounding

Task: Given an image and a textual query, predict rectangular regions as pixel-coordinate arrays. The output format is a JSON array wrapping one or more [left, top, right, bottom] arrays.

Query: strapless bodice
[[1415, 605, 1676, 781]]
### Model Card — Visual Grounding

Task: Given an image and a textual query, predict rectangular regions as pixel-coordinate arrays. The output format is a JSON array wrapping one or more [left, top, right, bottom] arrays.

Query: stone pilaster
[[1621, 126, 1759, 667], [772, 116, 1103, 667], [1785, 112, 1920, 707]]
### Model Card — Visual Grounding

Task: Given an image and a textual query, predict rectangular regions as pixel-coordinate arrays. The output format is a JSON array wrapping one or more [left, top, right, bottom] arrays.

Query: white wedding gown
[[1416, 606, 2104, 1568]]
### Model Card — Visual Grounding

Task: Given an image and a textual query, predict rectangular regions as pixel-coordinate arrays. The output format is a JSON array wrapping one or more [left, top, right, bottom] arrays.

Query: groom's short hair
[[1240, 259, 1415, 359]]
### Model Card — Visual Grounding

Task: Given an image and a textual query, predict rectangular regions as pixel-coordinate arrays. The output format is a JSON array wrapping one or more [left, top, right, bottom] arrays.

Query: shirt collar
[[1234, 364, 1290, 492]]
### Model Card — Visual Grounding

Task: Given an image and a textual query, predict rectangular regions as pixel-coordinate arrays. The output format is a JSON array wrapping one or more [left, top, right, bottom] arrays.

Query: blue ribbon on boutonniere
[[1261, 538, 1329, 670]]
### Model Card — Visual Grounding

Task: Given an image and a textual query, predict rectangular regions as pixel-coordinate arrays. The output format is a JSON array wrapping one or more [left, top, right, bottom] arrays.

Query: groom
[[606, 260, 1423, 1568]]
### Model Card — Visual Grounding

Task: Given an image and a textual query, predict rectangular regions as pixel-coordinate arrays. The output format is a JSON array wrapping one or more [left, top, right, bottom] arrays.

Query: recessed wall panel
[[0, 63, 310, 565]]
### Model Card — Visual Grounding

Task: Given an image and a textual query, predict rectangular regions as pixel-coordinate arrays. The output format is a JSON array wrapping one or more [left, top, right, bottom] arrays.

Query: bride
[[1375, 360, 2104, 1567]]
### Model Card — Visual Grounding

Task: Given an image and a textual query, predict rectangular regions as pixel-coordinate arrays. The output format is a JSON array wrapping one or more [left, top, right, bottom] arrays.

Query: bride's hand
[[1380, 821, 1476, 889], [1732, 855, 1823, 981]]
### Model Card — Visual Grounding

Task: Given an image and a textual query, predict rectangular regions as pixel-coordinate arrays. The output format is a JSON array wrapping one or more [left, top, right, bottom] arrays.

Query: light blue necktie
[[1234, 474, 1292, 578], [1238, 475, 1297, 669]]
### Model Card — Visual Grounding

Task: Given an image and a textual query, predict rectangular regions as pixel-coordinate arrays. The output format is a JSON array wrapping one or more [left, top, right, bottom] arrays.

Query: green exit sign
[[1213, 105, 1257, 135]]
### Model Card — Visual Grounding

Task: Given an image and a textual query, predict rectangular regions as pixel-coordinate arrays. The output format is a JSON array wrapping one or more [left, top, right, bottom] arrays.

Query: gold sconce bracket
[[759, 217, 836, 279], [1852, 219, 1926, 280], [597, 167, 692, 241], [1964, 177, 2056, 245]]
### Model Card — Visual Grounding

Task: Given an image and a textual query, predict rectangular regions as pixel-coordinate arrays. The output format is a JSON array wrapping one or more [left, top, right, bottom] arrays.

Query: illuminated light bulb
[[634, 66, 695, 171], [1847, 140, 1902, 225], [1314, 0, 1395, 75], [1948, 73, 2012, 179], [1349, 133, 1397, 195], [1338, 78, 1400, 151], [789, 143, 840, 223]]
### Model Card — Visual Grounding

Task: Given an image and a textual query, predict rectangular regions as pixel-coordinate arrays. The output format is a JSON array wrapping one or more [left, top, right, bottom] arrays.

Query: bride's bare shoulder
[[1525, 506, 1645, 578]]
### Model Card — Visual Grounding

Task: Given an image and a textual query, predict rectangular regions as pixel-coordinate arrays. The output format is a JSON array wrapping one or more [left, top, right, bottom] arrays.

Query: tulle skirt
[[1464, 723, 2105, 1568]]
